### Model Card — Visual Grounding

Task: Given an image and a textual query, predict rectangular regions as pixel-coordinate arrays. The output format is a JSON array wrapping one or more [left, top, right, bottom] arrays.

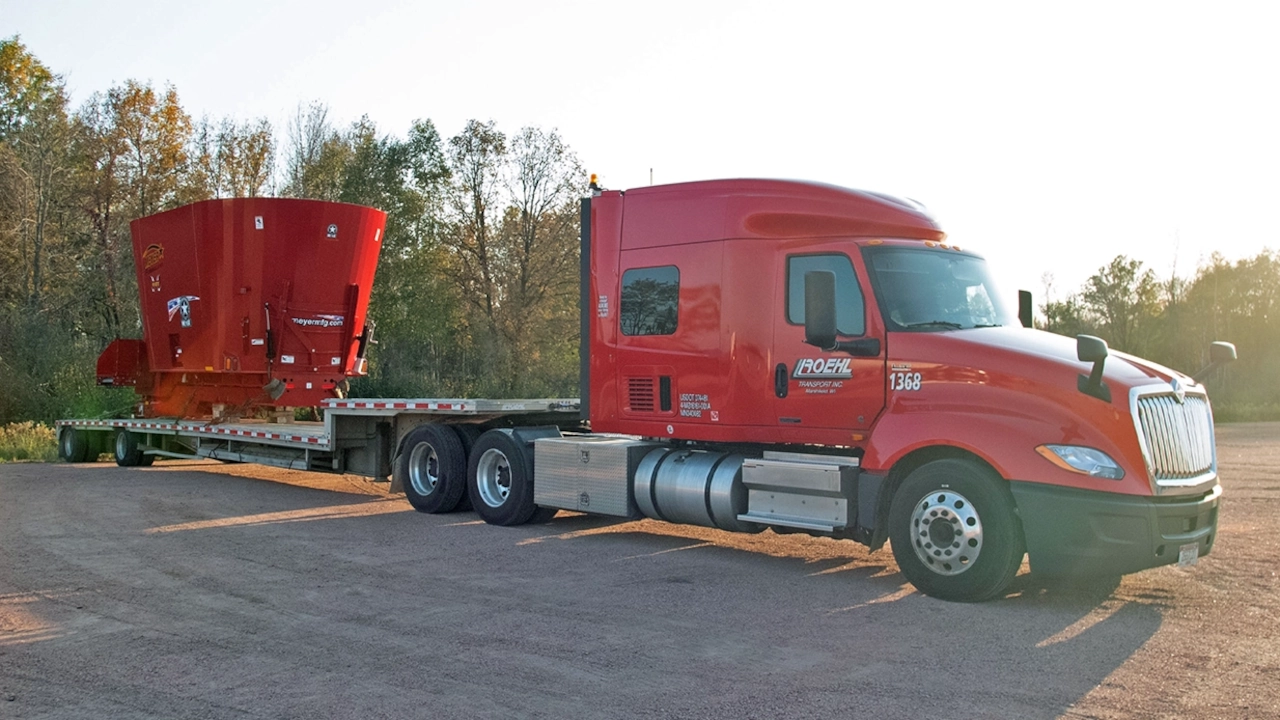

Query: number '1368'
[[889, 372, 922, 391]]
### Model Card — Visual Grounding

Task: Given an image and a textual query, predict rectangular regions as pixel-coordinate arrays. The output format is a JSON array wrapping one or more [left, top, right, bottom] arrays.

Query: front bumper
[[1009, 480, 1221, 577]]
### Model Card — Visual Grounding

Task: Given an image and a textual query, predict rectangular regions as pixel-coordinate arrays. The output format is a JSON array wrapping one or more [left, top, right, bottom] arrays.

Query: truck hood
[[897, 326, 1196, 393], [879, 325, 1213, 497]]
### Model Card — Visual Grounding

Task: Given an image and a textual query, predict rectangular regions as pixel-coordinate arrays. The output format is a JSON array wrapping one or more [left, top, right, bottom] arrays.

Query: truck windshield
[[865, 246, 1015, 331]]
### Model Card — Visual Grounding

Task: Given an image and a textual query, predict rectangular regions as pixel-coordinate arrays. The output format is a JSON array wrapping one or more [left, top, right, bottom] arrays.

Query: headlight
[[1035, 444, 1125, 480]]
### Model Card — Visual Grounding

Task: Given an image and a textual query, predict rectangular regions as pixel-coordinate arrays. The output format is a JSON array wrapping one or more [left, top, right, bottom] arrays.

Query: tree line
[[1, 37, 583, 423], [1, 36, 1273, 423], [1038, 253, 1277, 420]]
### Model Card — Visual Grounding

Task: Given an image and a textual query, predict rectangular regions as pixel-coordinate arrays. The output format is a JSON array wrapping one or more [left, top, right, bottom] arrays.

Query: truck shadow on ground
[[502, 511, 1166, 719]]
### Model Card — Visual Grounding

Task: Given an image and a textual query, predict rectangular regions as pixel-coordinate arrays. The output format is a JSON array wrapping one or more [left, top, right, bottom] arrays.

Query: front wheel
[[888, 458, 1024, 602]]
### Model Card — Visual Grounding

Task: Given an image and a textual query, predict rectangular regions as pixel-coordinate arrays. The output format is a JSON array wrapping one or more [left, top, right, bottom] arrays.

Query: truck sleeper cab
[[531, 178, 1225, 602]]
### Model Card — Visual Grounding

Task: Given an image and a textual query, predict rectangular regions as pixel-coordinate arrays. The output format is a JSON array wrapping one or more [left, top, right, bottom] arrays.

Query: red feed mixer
[[96, 198, 387, 418]]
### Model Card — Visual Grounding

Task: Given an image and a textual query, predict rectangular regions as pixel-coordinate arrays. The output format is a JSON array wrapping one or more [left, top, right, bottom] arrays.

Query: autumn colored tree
[[189, 116, 275, 199], [0, 36, 73, 312], [0, 38, 127, 421], [440, 120, 584, 396]]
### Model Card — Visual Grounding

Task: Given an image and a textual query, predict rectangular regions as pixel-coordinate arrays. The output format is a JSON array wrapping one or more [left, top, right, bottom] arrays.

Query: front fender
[[863, 383, 1152, 498]]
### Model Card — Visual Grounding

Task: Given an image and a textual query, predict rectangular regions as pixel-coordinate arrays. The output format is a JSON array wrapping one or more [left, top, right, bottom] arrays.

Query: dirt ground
[[1, 422, 1277, 719]]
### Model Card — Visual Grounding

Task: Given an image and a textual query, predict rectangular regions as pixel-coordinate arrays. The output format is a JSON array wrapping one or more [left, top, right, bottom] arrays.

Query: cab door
[[771, 246, 886, 435]]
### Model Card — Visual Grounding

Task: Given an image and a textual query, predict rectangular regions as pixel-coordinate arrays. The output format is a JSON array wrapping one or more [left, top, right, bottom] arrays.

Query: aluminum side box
[[534, 436, 659, 517]]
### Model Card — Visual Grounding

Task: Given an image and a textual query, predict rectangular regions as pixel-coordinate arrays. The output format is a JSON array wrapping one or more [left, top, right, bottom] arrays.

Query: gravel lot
[[1, 422, 1277, 719]]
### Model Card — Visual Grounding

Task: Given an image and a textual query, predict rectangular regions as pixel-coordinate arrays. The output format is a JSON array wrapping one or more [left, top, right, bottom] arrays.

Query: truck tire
[[396, 425, 468, 514], [59, 428, 90, 463], [888, 458, 1024, 602], [114, 430, 154, 467], [450, 425, 483, 512], [467, 429, 539, 526]]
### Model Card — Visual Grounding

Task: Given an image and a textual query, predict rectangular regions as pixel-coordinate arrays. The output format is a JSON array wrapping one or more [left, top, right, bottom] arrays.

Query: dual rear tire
[[394, 425, 553, 526], [58, 427, 90, 462], [59, 428, 154, 467], [114, 430, 154, 467], [396, 425, 469, 514], [466, 429, 556, 526]]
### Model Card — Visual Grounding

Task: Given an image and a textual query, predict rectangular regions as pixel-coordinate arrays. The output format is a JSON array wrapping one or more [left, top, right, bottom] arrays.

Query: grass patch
[[0, 422, 58, 463]]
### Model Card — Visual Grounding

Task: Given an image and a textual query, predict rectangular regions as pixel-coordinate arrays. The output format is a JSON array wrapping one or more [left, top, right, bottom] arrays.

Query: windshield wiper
[[901, 320, 964, 330]]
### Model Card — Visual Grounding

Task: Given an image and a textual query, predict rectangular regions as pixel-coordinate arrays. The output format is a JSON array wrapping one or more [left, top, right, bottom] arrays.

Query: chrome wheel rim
[[475, 448, 512, 508], [408, 442, 440, 497], [910, 489, 983, 576]]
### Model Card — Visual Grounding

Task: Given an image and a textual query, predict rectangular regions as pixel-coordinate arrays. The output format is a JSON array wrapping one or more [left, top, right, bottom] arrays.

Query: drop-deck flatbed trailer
[[57, 398, 580, 483]]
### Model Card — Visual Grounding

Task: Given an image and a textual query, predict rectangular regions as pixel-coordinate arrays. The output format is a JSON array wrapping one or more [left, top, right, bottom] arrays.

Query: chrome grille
[[1135, 392, 1214, 483]]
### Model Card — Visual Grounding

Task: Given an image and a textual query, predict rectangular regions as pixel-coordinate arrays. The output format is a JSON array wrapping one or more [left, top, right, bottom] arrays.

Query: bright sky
[[5, 0, 1277, 303]]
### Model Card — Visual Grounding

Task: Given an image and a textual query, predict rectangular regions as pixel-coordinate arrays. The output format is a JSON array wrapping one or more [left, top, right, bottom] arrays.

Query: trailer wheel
[[888, 458, 1024, 602], [114, 430, 153, 467], [467, 429, 539, 526], [59, 428, 90, 463], [396, 425, 468, 513]]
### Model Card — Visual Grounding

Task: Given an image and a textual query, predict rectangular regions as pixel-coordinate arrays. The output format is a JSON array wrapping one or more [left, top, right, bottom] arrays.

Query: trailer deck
[[57, 397, 581, 475]]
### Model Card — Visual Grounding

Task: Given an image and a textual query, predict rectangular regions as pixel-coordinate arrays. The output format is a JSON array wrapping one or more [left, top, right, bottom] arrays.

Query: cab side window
[[621, 265, 679, 336], [787, 254, 865, 335]]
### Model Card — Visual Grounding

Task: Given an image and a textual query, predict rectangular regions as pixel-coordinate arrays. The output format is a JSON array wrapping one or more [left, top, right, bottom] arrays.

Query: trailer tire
[[888, 458, 1024, 603], [114, 430, 153, 467], [396, 425, 468, 514], [467, 429, 539, 526], [59, 428, 90, 463]]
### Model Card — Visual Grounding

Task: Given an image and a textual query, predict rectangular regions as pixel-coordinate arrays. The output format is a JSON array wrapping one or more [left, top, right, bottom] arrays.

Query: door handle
[[774, 363, 789, 398]]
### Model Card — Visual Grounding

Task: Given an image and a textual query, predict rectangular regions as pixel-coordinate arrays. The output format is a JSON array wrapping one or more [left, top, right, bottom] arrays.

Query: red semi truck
[[58, 179, 1234, 602]]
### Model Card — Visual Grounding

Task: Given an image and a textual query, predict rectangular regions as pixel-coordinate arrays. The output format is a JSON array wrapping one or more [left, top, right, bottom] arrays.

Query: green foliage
[[189, 116, 274, 198], [0, 307, 139, 423], [439, 121, 584, 397], [1041, 251, 1280, 420], [0, 421, 57, 462], [1077, 256, 1160, 355]]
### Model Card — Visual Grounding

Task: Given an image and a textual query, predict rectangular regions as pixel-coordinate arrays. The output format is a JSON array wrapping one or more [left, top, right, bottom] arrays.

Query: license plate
[[1178, 542, 1200, 567]]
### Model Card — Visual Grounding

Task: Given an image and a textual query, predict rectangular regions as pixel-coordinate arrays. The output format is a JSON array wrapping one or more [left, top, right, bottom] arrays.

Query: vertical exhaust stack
[[108, 198, 387, 418]]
